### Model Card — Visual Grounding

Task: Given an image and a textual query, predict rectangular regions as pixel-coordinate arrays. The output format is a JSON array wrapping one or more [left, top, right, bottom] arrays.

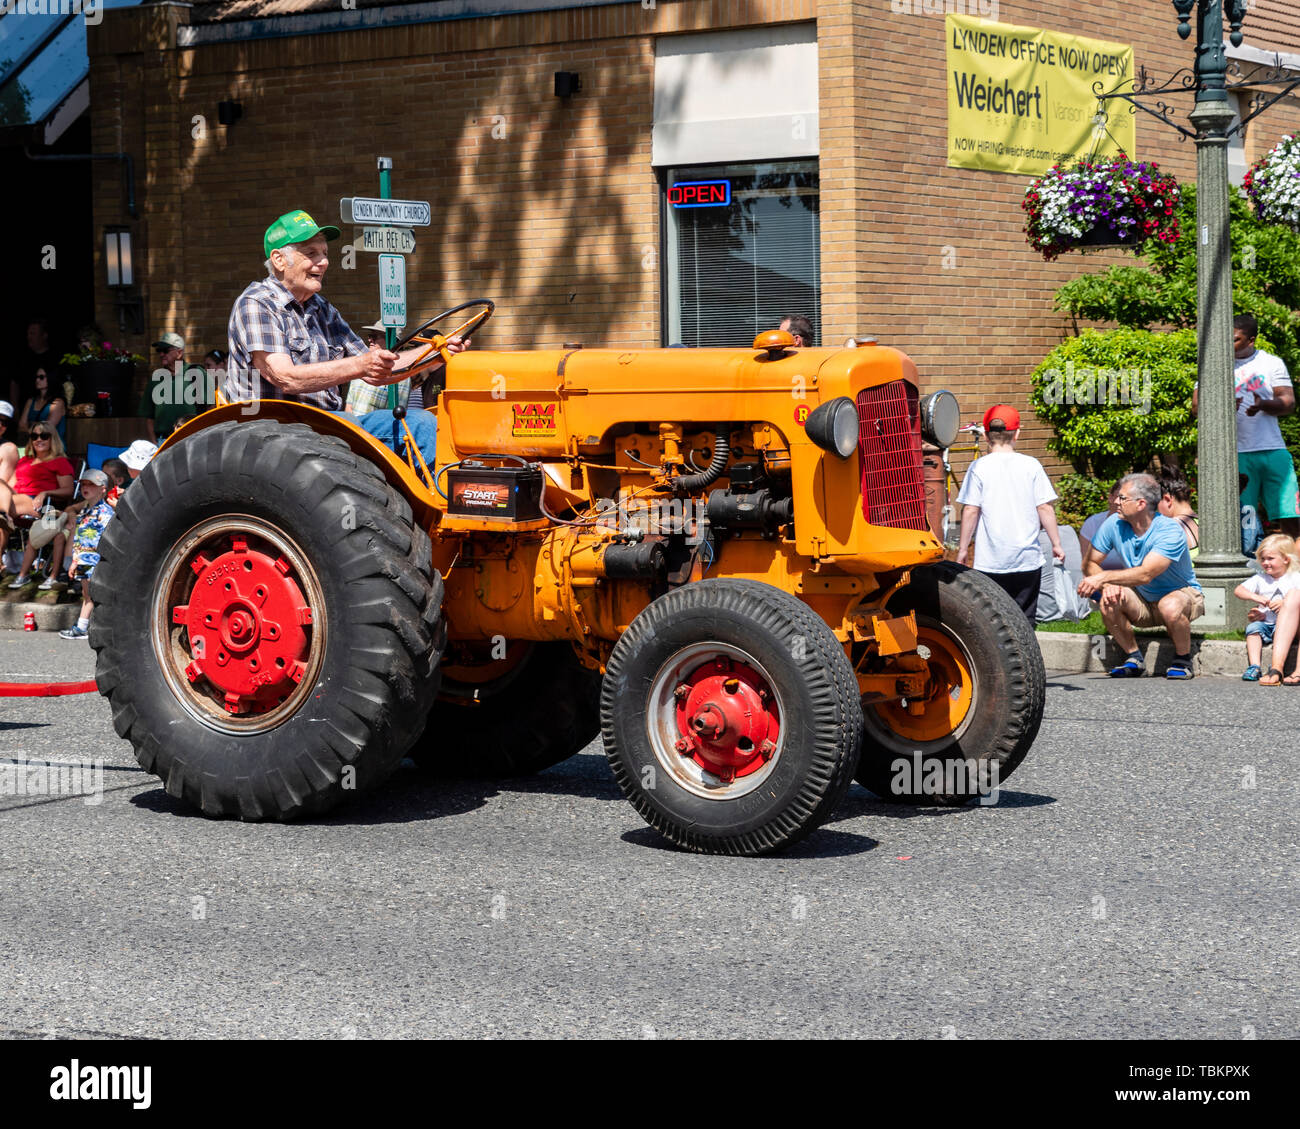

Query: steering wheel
[[392, 299, 494, 377]]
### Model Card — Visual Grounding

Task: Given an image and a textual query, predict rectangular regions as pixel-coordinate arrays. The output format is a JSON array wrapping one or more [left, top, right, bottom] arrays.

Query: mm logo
[[512, 402, 558, 436], [793, 404, 810, 427]]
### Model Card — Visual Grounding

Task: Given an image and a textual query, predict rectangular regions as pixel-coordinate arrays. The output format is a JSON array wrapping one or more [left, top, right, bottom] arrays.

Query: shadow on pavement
[[829, 785, 1056, 823], [128, 752, 616, 827], [619, 824, 878, 858]]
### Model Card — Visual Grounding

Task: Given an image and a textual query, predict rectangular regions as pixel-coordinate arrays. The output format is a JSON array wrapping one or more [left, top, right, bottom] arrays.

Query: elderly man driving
[[225, 209, 464, 466], [1077, 472, 1204, 680]]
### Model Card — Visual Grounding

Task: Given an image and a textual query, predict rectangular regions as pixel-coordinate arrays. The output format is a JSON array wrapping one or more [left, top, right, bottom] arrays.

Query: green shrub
[[1045, 181, 1300, 478], [1030, 327, 1198, 480], [1056, 473, 1114, 529]]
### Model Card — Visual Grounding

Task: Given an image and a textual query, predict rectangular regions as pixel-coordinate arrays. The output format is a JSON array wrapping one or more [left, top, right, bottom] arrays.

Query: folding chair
[[86, 442, 127, 471]]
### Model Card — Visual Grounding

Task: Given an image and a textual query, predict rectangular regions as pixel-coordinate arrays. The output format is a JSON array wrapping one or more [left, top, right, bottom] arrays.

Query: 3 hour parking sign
[[379, 254, 406, 328]]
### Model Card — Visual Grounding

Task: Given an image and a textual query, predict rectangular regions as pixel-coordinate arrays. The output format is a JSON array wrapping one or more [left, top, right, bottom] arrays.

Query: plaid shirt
[[346, 370, 411, 415], [226, 277, 367, 411]]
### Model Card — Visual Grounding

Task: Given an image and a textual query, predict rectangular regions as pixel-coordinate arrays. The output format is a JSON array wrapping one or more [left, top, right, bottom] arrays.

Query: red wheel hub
[[172, 536, 314, 714], [673, 656, 779, 783]]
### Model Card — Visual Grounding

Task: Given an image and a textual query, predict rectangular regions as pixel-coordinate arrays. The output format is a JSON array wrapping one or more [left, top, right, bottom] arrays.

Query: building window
[[664, 160, 820, 347]]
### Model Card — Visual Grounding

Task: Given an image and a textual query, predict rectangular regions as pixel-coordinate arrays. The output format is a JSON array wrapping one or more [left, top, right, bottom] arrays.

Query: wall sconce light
[[104, 226, 133, 288], [554, 72, 581, 98], [105, 226, 143, 334], [217, 100, 243, 126]]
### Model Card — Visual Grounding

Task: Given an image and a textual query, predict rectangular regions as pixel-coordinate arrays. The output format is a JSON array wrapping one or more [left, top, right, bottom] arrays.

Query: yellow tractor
[[90, 301, 1044, 855]]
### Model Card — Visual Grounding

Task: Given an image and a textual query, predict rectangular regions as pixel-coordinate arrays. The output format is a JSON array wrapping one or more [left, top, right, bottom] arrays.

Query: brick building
[[80, 0, 1300, 472]]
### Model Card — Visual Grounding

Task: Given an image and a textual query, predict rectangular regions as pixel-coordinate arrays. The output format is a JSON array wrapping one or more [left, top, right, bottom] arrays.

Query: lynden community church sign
[[945, 13, 1135, 175]]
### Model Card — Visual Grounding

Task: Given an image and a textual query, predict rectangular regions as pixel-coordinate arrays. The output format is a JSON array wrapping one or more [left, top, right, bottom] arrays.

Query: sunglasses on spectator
[[31, 432, 51, 440]]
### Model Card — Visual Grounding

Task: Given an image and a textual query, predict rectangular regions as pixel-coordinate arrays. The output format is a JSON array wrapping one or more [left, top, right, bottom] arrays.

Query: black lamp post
[[1096, 1, 1300, 628], [1182, 0, 1249, 629]]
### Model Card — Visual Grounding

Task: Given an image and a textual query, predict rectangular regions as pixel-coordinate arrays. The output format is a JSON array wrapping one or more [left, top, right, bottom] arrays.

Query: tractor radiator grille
[[856, 381, 928, 531]]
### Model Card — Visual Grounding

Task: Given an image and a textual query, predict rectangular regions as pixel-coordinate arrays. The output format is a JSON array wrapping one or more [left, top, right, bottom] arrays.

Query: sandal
[[1243, 664, 1262, 681], [1107, 658, 1145, 678], [1283, 672, 1300, 686], [1260, 667, 1284, 686]]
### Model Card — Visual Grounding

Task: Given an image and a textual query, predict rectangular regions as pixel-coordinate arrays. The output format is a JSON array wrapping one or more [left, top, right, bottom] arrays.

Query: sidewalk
[[1037, 631, 1283, 677]]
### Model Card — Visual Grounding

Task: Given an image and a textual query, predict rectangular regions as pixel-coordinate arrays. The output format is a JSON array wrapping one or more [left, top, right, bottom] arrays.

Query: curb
[[0, 602, 81, 632], [1037, 631, 1282, 678]]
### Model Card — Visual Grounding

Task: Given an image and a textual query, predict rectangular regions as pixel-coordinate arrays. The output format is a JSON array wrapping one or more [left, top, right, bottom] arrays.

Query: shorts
[[1129, 585, 1205, 628], [1246, 621, 1275, 644], [980, 567, 1040, 625], [1239, 448, 1300, 521]]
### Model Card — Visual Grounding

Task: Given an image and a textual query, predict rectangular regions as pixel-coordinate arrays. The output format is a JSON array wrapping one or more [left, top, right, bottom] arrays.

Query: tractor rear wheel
[[855, 562, 1044, 805], [601, 579, 862, 855], [410, 641, 601, 776], [89, 420, 444, 820]]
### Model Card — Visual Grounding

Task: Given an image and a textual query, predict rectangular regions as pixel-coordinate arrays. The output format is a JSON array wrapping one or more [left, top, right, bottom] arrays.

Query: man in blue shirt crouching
[[1077, 472, 1204, 679]]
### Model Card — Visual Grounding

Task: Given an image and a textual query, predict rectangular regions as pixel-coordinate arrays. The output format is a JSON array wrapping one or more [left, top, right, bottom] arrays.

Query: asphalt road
[[1, 633, 1296, 1040]]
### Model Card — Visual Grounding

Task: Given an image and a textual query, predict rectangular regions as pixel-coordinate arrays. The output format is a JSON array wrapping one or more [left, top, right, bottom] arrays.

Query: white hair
[[265, 243, 301, 278]]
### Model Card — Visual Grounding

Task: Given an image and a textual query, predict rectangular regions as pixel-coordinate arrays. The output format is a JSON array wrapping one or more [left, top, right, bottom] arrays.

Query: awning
[[0, 1, 143, 144]]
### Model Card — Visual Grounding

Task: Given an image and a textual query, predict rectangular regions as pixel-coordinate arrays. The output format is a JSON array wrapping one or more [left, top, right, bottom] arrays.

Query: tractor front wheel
[[601, 579, 862, 855], [855, 562, 1044, 805]]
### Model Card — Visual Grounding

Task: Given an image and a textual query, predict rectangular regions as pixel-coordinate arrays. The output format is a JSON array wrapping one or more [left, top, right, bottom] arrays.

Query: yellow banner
[[946, 14, 1135, 175]]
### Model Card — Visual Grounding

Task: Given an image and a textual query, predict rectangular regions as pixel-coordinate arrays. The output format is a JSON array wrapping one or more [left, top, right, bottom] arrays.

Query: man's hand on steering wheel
[[357, 348, 399, 386]]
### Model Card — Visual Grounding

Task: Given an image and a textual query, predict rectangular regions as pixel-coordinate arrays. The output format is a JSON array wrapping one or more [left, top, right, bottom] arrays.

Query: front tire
[[601, 579, 862, 855], [90, 420, 444, 820], [855, 562, 1044, 805]]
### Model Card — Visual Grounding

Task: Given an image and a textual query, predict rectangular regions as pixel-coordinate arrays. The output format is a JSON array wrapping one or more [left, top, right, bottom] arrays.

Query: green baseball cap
[[263, 209, 341, 258]]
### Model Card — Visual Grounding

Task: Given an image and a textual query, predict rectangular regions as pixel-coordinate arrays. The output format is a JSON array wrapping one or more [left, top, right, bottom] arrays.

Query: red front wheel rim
[[647, 642, 785, 799], [151, 516, 328, 734]]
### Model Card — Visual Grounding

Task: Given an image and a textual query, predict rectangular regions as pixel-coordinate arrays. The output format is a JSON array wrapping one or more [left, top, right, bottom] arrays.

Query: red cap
[[983, 404, 1020, 432]]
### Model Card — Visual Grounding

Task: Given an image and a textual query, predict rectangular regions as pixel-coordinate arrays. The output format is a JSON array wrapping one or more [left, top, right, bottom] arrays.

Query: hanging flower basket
[[1243, 134, 1300, 231], [1022, 153, 1181, 261]]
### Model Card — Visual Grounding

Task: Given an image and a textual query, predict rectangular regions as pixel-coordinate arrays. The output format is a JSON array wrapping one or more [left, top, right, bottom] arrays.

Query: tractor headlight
[[805, 397, 858, 459], [920, 390, 960, 449]]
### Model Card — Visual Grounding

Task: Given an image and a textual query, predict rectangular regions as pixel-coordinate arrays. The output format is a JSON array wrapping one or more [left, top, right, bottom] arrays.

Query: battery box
[[446, 462, 544, 521]]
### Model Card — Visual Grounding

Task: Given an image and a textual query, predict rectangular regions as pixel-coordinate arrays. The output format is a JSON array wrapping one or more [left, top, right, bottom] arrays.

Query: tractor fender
[[162, 401, 441, 529]]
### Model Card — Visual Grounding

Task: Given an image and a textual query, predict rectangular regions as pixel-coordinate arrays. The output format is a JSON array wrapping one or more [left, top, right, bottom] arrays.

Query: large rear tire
[[410, 641, 601, 776], [89, 420, 444, 820], [601, 579, 862, 855], [855, 562, 1044, 805]]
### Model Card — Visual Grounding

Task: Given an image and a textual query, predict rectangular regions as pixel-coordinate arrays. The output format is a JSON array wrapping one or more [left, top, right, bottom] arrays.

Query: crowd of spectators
[[3, 317, 174, 637]]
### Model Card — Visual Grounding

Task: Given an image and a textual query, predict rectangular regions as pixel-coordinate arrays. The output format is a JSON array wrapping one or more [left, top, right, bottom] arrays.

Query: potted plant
[[1243, 134, 1300, 232], [1023, 153, 1182, 261], [61, 337, 144, 417]]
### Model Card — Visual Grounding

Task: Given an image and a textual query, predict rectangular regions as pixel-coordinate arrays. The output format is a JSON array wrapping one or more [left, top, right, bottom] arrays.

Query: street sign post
[[341, 196, 431, 226], [361, 226, 417, 254], [379, 254, 407, 328]]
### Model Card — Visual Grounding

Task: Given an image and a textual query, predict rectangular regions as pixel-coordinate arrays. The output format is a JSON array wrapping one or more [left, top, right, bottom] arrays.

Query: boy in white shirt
[[956, 404, 1065, 623]]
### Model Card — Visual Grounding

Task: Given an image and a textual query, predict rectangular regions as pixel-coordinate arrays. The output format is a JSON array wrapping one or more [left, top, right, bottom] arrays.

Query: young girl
[[1235, 534, 1300, 683]]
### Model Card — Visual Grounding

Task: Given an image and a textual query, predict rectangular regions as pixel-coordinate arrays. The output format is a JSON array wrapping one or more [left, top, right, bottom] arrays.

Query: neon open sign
[[668, 180, 732, 208]]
